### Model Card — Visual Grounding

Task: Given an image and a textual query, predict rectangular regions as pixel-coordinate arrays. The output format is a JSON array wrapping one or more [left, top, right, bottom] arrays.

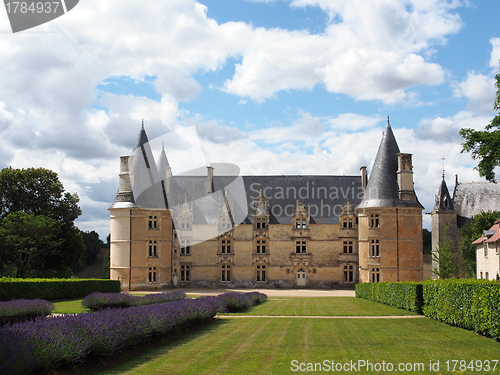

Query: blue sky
[[0, 0, 499, 238]]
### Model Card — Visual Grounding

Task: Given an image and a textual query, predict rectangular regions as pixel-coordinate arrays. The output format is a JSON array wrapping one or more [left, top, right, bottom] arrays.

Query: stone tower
[[430, 174, 462, 278], [357, 118, 424, 282], [109, 123, 173, 291]]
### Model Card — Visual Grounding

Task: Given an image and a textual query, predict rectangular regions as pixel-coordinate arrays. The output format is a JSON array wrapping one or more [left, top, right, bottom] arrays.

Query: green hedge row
[[356, 279, 500, 340], [355, 282, 423, 314], [0, 278, 120, 301], [423, 279, 500, 340]]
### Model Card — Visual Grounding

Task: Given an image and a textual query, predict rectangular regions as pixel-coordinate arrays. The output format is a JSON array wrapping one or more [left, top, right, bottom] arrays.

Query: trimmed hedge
[[355, 281, 423, 314], [0, 278, 120, 301], [356, 279, 500, 340], [423, 279, 500, 340], [0, 299, 55, 326]]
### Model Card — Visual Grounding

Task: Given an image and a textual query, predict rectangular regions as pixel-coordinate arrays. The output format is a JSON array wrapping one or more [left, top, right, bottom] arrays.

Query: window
[[256, 239, 266, 253], [220, 217, 231, 229], [221, 264, 231, 282], [221, 239, 231, 254], [148, 215, 158, 229], [370, 214, 379, 228], [295, 220, 307, 229], [342, 218, 354, 228], [255, 218, 267, 229], [148, 240, 158, 257], [180, 265, 190, 282], [296, 240, 307, 254], [486, 272, 489, 280], [370, 239, 380, 257], [371, 267, 380, 283], [180, 217, 191, 229], [148, 267, 157, 283], [343, 241, 353, 254], [480, 271, 483, 279], [256, 265, 266, 282], [181, 240, 190, 255], [343, 265, 354, 283], [485, 244, 488, 258]]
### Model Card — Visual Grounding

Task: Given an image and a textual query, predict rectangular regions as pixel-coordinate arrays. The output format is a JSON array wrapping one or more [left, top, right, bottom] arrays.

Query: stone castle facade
[[109, 119, 424, 290]]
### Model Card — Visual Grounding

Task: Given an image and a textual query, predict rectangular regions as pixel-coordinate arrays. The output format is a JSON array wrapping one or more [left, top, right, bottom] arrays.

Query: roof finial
[[441, 156, 446, 180], [387, 115, 390, 125], [141, 119, 144, 130]]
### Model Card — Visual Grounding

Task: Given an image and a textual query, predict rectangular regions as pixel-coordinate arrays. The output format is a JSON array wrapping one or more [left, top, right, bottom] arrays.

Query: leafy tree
[[74, 230, 105, 272], [460, 73, 500, 182], [102, 250, 110, 279], [459, 210, 500, 277], [0, 167, 85, 276], [432, 224, 459, 279], [0, 212, 63, 278]]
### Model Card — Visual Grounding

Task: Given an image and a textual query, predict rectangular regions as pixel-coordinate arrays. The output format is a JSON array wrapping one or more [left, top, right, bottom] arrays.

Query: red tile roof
[[472, 222, 500, 245]]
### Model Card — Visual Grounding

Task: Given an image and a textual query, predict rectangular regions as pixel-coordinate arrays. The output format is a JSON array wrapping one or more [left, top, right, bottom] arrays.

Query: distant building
[[472, 219, 500, 281], [430, 176, 500, 278], [109, 119, 424, 290]]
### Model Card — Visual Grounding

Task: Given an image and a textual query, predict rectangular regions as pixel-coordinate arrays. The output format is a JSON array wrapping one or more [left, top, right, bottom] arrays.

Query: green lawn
[[222, 297, 417, 316], [83, 316, 500, 375], [70, 297, 500, 375], [52, 299, 89, 314]]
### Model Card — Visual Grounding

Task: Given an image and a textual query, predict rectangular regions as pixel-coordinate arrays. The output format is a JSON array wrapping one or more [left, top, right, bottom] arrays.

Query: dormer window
[[255, 217, 267, 229], [295, 220, 307, 229], [342, 218, 354, 228]]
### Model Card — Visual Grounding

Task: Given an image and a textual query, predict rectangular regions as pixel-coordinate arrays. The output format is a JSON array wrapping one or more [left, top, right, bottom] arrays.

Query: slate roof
[[433, 176, 454, 211], [453, 181, 500, 226], [358, 118, 422, 209]]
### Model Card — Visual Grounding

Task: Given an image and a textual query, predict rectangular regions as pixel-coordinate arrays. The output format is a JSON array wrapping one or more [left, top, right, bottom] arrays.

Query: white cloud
[[453, 72, 496, 113], [224, 0, 461, 103], [489, 37, 500, 69]]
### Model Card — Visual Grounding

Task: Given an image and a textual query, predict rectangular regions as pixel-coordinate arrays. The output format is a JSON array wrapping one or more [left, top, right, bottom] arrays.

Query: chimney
[[360, 166, 367, 190], [116, 155, 134, 202], [207, 165, 214, 193], [397, 153, 416, 201]]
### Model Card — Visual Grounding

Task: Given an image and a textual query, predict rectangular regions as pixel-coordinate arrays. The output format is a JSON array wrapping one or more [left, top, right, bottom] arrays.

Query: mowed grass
[[82, 316, 500, 375], [222, 297, 417, 316], [52, 299, 89, 314]]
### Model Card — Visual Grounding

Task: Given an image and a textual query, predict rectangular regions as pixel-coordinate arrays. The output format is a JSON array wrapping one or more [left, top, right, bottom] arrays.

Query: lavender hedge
[[0, 292, 266, 375], [0, 299, 54, 326], [81, 291, 186, 311], [218, 291, 267, 312]]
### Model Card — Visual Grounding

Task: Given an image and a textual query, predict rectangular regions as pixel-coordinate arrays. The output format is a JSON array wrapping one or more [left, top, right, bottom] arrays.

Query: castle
[[109, 119, 424, 290]]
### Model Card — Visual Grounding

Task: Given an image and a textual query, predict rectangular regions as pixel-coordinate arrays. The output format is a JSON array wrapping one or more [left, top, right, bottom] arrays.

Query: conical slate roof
[[157, 144, 171, 181], [433, 176, 454, 211], [357, 119, 400, 209]]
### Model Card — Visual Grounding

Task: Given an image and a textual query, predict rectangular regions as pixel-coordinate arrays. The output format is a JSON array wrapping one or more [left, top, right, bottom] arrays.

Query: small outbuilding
[[472, 219, 500, 280]]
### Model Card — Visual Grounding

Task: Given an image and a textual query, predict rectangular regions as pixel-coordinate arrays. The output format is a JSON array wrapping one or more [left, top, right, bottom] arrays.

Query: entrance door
[[297, 268, 307, 286]]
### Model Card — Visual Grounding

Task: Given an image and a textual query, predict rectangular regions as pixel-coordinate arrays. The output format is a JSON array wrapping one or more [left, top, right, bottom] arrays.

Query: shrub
[[0, 292, 266, 374], [355, 282, 423, 314], [422, 279, 500, 340], [0, 278, 120, 301], [0, 299, 54, 326], [81, 291, 186, 311]]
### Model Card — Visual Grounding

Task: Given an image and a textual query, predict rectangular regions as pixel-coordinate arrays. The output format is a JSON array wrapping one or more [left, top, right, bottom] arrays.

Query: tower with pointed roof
[[429, 171, 462, 278], [109, 122, 173, 290], [357, 118, 424, 282]]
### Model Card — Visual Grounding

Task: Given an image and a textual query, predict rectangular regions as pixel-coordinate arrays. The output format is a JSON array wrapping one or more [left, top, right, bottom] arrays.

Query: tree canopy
[[432, 224, 459, 279], [0, 167, 85, 277], [460, 73, 500, 182]]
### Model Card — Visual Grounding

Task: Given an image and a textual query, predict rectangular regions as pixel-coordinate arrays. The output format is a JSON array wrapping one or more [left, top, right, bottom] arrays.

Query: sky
[[0, 0, 499, 240]]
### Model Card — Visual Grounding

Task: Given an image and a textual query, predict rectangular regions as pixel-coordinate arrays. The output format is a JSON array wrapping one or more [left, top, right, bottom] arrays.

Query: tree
[[432, 224, 459, 279], [0, 167, 85, 276], [460, 73, 500, 182], [0, 212, 63, 278], [459, 210, 500, 277], [73, 230, 105, 272]]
